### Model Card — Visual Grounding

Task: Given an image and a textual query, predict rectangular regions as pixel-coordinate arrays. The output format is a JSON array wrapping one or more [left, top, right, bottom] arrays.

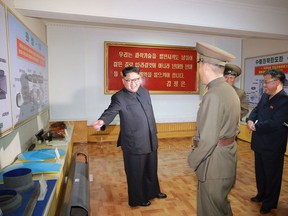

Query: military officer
[[188, 42, 240, 216], [224, 64, 249, 120]]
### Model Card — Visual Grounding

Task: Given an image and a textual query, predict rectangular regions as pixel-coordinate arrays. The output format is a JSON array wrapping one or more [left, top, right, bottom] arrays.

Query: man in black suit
[[92, 66, 167, 207], [246, 69, 288, 214]]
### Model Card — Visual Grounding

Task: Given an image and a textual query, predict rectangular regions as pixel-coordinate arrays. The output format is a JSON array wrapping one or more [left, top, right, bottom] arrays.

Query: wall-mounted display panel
[[8, 11, 48, 126], [244, 52, 288, 110], [0, 3, 13, 136]]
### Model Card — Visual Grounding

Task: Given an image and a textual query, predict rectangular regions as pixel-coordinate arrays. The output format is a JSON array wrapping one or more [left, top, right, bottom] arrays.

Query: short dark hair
[[264, 69, 286, 84], [122, 66, 140, 77]]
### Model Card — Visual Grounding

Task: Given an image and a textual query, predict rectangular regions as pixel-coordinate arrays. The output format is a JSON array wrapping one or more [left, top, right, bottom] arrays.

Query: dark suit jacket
[[99, 86, 158, 154], [247, 90, 288, 153]]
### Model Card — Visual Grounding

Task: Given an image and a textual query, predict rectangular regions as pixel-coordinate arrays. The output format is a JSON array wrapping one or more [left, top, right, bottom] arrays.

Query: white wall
[[242, 38, 288, 59], [0, 0, 48, 169], [47, 24, 242, 124]]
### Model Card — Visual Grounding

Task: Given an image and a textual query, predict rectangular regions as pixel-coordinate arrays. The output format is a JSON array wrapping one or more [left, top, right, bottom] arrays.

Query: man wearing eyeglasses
[[92, 66, 166, 207], [246, 69, 288, 214], [188, 42, 240, 216]]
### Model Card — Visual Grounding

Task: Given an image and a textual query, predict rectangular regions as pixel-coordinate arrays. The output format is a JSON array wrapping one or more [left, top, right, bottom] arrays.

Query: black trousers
[[254, 151, 284, 209], [123, 150, 160, 206]]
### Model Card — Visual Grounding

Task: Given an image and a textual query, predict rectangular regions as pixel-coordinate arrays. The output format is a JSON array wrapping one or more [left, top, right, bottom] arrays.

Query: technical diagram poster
[[8, 11, 48, 126], [0, 4, 13, 136], [244, 53, 288, 110]]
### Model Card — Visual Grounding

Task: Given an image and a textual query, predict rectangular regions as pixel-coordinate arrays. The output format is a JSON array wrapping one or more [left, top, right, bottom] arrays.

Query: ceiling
[[14, 0, 288, 40]]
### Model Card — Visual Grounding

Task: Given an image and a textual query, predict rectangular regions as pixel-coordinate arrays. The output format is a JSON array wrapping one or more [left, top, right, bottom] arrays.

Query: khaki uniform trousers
[[197, 177, 235, 216]]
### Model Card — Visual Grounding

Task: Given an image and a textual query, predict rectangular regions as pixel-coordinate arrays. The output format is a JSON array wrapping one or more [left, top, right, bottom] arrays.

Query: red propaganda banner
[[254, 63, 288, 75], [17, 38, 46, 67], [104, 41, 199, 94]]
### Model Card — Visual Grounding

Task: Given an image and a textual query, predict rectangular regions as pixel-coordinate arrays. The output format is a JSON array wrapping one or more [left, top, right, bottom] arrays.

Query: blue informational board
[[8, 11, 49, 126], [0, 3, 13, 136], [244, 52, 288, 111]]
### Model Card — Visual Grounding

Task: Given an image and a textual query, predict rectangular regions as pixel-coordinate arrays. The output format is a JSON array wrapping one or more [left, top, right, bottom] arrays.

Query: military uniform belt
[[217, 136, 236, 147]]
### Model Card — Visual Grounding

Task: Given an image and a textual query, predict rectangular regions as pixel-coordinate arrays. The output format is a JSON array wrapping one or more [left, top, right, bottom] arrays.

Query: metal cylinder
[[61, 152, 90, 216]]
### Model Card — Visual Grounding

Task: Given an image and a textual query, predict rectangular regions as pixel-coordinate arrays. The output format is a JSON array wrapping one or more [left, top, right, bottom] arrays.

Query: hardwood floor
[[73, 138, 288, 216]]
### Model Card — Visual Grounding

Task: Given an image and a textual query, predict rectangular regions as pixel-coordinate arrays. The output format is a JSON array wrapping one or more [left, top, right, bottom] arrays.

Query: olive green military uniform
[[224, 64, 249, 120], [233, 86, 249, 119], [188, 77, 240, 216]]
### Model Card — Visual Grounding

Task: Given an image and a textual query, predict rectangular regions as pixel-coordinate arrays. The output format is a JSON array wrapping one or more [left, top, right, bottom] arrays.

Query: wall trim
[[72, 121, 196, 143]]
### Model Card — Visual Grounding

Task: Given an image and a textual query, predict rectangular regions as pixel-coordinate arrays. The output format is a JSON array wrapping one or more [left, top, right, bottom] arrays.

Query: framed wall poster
[[244, 52, 288, 110], [8, 10, 49, 126], [0, 2, 13, 137], [104, 41, 199, 94]]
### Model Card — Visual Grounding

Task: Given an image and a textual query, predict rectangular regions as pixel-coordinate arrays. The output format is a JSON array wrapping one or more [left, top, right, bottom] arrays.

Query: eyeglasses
[[197, 58, 204, 63], [263, 79, 277, 84], [124, 77, 140, 84]]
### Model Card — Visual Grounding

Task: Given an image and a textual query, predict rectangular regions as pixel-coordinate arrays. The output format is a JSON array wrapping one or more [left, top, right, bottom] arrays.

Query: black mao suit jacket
[[248, 90, 288, 154], [99, 86, 158, 154]]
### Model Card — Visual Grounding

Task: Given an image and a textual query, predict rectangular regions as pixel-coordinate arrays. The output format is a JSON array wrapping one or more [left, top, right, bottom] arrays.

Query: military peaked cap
[[224, 64, 242, 77], [196, 42, 236, 66]]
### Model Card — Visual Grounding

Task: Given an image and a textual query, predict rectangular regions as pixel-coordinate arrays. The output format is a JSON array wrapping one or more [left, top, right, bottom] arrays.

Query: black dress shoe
[[157, 192, 167, 199], [129, 201, 151, 207], [250, 196, 262, 202], [260, 206, 271, 214], [140, 201, 151, 206]]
